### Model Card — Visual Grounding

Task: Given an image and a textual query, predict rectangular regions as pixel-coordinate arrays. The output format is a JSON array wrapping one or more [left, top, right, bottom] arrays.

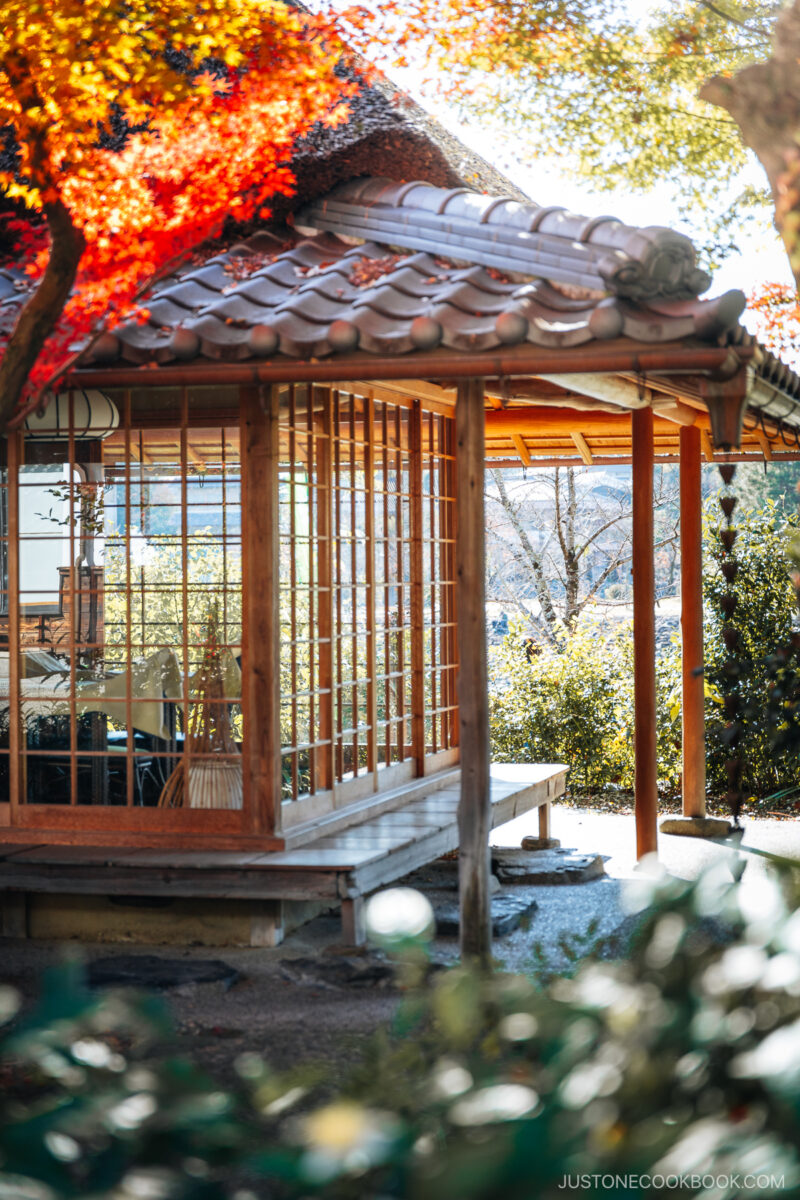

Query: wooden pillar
[[680, 425, 706, 817], [316, 388, 334, 792], [364, 395, 378, 784], [241, 385, 282, 839], [456, 378, 491, 965], [409, 400, 426, 775], [632, 408, 658, 858]]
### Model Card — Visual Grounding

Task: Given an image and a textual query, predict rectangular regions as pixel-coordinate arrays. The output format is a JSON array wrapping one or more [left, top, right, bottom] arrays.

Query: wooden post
[[410, 400, 426, 775], [316, 388, 335, 792], [241, 385, 282, 838], [632, 408, 658, 858], [680, 425, 706, 817], [456, 378, 491, 965], [364, 394, 378, 784]]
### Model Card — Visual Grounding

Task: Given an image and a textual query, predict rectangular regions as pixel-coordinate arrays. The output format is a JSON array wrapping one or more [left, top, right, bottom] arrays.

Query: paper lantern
[[23, 390, 119, 440]]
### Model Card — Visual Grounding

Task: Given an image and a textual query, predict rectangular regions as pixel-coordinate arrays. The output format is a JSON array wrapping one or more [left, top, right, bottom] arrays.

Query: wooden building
[[2, 105, 800, 952]]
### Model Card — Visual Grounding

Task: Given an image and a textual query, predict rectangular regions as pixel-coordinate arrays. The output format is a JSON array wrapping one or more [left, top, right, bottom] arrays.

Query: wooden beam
[[755, 430, 774, 461], [456, 377, 491, 966], [487, 450, 800, 470], [74, 341, 750, 391], [511, 433, 532, 467], [339, 379, 455, 415], [126, 439, 153, 465], [652, 400, 699, 426], [364, 395, 378, 782], [680, 425, 706, 818], [700, 430, 714, 462], [632, 408, 658, 859], [485, 407, 689, 438], [316, 388, 334, 792], [241, 384, 282, 838], [571, 431, 594, 465]]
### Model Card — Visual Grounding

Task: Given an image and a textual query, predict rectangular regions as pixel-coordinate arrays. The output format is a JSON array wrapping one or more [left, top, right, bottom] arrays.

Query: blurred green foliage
[[0, 963, 253, 1199], [5, 867, 800, 1198]]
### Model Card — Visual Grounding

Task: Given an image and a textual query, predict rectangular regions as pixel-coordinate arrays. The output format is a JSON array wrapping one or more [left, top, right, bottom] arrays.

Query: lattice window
[[278, 386, 458, 806], [373, 398, 413, 770], [0, 396, 243, 812], [421, 409, 458, 755]]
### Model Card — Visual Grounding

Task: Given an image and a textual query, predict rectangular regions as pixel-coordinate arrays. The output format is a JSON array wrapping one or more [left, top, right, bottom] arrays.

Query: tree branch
[[697, 0, 762, 33], [490, 470, 561, 642], [575, 511, 631, 557], [0, 199, 85, 431]]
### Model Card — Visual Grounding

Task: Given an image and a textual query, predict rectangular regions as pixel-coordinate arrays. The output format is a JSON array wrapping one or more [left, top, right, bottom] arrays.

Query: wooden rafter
[[755, 430, 774, 461], [570, 432, 593, 465], [511, 433, 532, 466]]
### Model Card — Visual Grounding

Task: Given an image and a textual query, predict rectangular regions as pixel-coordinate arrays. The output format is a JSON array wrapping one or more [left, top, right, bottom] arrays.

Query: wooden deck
[[0, 764, 567, 944]]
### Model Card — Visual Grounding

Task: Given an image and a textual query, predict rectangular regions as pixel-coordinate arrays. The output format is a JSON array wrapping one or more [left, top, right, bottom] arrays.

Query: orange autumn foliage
[[0, 0, 369, 424], [747, 281, 800, 370]]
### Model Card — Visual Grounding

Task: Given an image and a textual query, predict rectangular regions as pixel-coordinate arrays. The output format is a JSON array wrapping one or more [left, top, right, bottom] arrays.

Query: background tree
[[387, 1, 796, 274], [486, 465, 680, 643], [0, 0, 360, 428]]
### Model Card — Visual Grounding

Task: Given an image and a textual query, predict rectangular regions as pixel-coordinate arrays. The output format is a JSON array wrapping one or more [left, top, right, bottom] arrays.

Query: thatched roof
[[265, 69, 532, 225]]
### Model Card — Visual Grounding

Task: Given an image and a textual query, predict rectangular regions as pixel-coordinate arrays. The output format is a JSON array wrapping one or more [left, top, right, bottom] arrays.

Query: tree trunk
[[0, 200, 85, 430], [490, 469, 561, 644], [563, 469, 580, 629], [701, 0, 800, 290]]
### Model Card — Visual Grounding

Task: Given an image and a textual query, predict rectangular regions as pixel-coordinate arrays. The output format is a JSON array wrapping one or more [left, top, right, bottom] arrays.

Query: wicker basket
[[159, 606, 242, 811]]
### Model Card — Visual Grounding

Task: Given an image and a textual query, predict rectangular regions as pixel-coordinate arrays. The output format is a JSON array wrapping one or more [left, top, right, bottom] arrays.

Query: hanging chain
[[716, 461, 745, 827]]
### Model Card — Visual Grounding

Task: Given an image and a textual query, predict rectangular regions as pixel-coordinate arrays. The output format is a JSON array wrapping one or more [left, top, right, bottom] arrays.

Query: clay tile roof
[[75, 176, 753, 371], [297, 178, 712, 302]]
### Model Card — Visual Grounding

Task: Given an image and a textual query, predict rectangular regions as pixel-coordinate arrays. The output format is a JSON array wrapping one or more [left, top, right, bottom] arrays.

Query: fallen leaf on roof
[[348, 254, 406, 287], [222, 250, 280, 281]]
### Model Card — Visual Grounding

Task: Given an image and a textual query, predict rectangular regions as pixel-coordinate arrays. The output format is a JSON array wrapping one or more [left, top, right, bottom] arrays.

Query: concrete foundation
[[659, 816, 732, 839], [1, 893, 333, 947]]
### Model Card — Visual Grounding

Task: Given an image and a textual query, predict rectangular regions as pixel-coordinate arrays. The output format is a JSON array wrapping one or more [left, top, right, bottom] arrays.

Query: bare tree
[[486, 465, 680, 641]]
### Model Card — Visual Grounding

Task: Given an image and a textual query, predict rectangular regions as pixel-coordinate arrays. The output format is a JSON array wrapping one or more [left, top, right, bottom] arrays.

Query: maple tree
[[0, 0, 361, 429], [747, 280, 800, 364]]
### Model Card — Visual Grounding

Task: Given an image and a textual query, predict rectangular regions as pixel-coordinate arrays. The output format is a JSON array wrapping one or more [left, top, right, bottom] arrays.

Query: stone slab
[[87, 955, 239, 990], [434, 893, 538, 938], [660, 817, 733, 839], [278, 954, 394, 990], [491, 847, 605, 885]]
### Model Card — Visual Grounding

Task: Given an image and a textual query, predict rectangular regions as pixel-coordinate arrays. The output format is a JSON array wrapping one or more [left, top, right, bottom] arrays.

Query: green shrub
[[489, 619, 682, 796], [704, 499, 800, 802], [0, 964, 250, 1199], [282, 868, 800, 1199], [488, 499, 800, 807]]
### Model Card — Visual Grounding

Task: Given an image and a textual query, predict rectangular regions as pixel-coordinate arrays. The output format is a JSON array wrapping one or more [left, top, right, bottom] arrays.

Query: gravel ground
[[3, 806, 798, 1082]]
